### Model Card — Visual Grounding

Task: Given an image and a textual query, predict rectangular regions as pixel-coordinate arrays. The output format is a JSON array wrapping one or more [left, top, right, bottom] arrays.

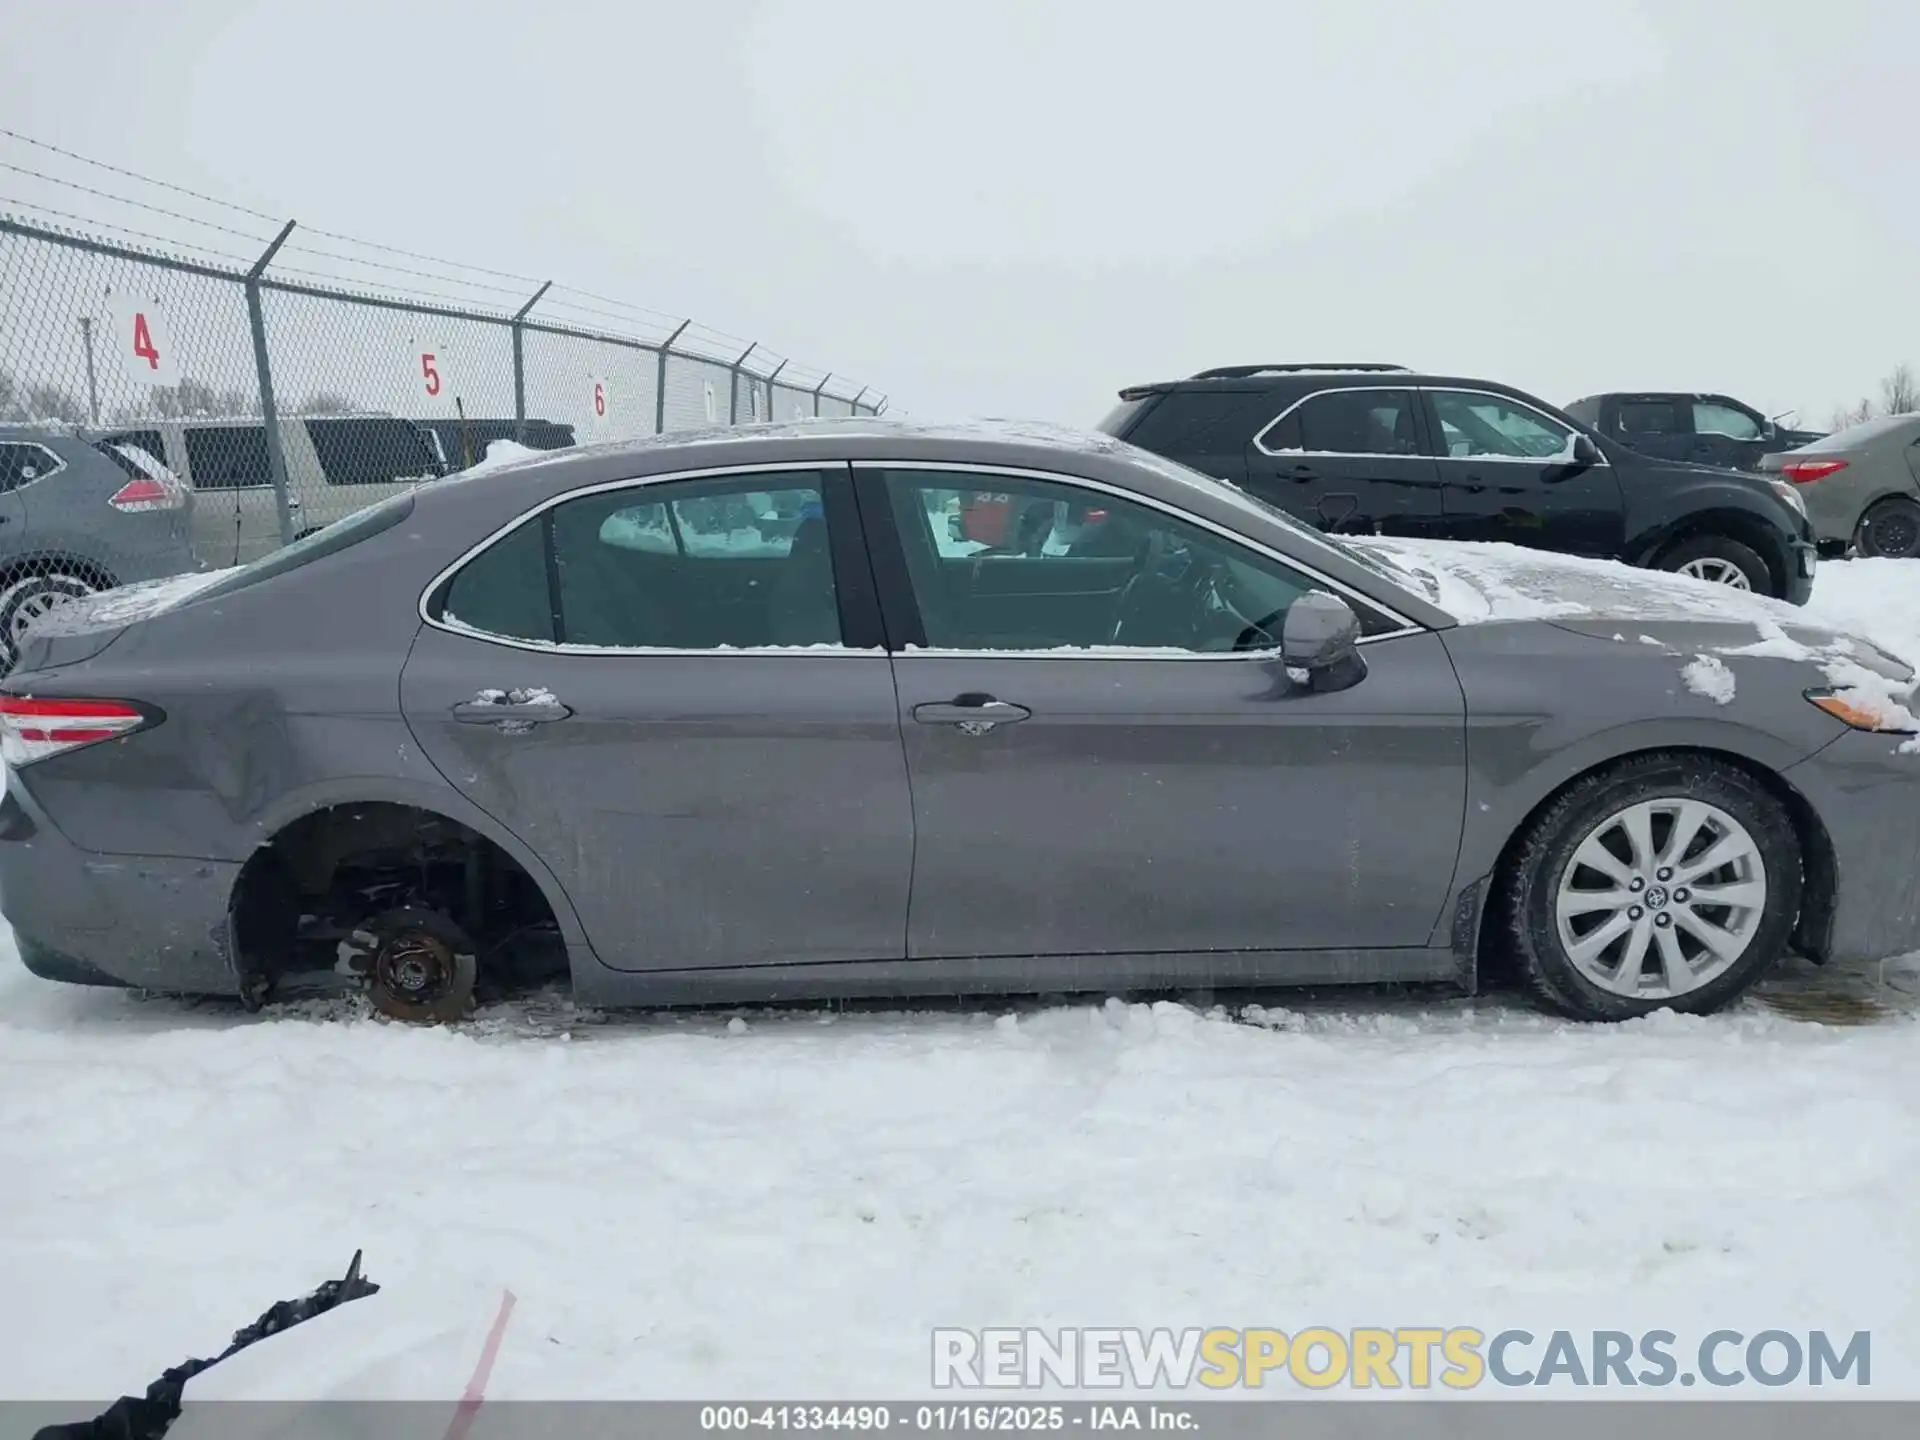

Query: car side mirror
[[1570, 433, 1601, 466], [1283, 592, 1368, 693]]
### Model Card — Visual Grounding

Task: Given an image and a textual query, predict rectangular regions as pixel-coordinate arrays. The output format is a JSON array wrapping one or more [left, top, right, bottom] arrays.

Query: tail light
[[108, 475, 186, 511], [1780, 459, 1848, 483], [0, 696, 154, 766]]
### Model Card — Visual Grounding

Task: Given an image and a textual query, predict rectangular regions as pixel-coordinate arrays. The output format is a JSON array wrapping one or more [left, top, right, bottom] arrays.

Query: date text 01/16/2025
[[700, 1404, 1197, 1432]]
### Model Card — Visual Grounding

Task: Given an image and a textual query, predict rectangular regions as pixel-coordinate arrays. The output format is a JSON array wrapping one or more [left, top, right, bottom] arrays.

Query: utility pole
[[78, 316, 100, 424]]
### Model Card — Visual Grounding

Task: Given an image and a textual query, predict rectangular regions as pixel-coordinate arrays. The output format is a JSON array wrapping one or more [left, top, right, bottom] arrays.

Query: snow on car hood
[[1348, 536, 1804, 626], [1349, 535, 1920, 743]]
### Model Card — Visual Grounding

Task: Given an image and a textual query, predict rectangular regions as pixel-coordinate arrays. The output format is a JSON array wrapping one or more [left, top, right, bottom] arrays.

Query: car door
[[1425, 388, 1626, 557], [1689, 398, 1768, 472], [860, 463, 1468, 962], [1246, 388, 1446, 537], [399, 464, 915, 972]]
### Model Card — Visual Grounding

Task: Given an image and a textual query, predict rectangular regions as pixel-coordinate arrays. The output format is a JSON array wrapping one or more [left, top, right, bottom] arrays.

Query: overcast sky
[[4, 0, 1914, 426]]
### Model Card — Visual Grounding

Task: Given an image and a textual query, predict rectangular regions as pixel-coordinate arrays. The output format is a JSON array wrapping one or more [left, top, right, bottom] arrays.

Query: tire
[[1853, 497, 1920, 559], [0, 572, 98, 672], [1656, 535, 1773, 594], [1505, 753, 1802, 1021], [352, 906, 478, 1024]]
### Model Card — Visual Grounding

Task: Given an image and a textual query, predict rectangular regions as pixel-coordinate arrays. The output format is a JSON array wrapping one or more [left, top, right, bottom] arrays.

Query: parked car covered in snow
[[1759, 412, 1920, 558], [5, 418, 1920, 1025]]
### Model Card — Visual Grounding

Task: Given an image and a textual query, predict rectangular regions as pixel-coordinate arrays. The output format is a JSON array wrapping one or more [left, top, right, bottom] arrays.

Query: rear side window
[[1260, 390, 1421, 456], [189, 492, 416, 603], [436, 472, 841, 650], [184, 426, 272, 490], [0, 442, 62, 493], [1616, 400, 1685, 436], [306, 418, 439, 486], [98, 429, 166, 466]]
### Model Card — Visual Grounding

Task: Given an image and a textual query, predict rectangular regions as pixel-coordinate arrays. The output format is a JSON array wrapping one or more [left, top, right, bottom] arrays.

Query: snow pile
[[3, 959, 1920, 1400], [461, 439, 547, 475], [17, 568, 234, 640], [1682, 654, 1737, 705], [1348, 536, 1804, 626]]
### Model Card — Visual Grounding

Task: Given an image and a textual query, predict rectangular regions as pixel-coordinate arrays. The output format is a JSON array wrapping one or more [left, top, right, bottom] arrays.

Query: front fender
[[1436, 619, 1844, 946]]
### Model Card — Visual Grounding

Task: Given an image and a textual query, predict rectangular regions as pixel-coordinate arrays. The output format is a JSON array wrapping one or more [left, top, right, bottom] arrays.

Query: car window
[[1692, 401, 1762, 441], [437, 472, 841, 650], [1616, 400, 1686, 436], [191, 492, 417, 603], [183, 425, 273, 490], [1260, 390, 1421, 456], [1429, 391, 1575, 460], [882, 468, 1394, 652], [0, 442, 61, 492], [98, 428, 167, 466], [305, 418, 440, 485]]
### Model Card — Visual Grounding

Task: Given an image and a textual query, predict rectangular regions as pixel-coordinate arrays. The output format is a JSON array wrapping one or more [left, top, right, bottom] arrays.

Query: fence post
[[510, 280, 552, 443], [811, 373, 832, 418], [875, 393, 889, 416], [656, 320, 691, 435], [765, 360, 788, 422], [727, 342, 757, 425], [244, 219, 299, 550], [850, 386, 870, 416], [78, 317, 100, 424]]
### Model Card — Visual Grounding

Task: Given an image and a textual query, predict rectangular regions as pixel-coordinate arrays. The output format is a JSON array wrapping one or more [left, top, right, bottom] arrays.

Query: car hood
[[1347, 536, 1812, 626], [1349, 534, 1920, 723]]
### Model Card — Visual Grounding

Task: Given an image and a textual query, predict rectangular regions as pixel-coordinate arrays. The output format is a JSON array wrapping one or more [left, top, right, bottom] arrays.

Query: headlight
[[1768, 478, 1807, 518], [1806, 688, 1919, 733]]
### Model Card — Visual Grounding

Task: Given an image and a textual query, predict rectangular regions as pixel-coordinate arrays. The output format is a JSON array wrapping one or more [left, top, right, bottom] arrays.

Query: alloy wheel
[[1554, 797, 1768, 999], [1675, 557, 1754, 589]]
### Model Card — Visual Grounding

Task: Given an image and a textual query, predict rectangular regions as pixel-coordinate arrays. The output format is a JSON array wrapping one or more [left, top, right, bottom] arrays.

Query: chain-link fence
[[0, 213, 884, 668]]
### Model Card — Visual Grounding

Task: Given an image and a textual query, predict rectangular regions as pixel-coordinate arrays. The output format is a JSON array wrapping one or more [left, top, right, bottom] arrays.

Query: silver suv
[[0, 424, 199, 671], [101, 414, 443, 567]]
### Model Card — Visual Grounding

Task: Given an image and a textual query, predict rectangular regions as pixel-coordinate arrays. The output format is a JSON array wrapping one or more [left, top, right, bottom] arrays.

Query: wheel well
[[229, 801, 566, 997], [0, 554, 117, 593], [1475, 746, 1838, 978], [1645, 511, 1788, 593]]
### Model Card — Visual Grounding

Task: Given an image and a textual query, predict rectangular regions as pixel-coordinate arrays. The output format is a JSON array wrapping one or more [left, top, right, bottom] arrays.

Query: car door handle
[[912, 695, 1031, 731], [451, 694, 574, 728]]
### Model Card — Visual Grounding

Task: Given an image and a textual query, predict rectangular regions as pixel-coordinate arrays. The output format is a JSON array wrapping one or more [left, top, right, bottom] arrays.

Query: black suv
[[1563, 391, 1825, 473], [1099, 364, 1817, 603]]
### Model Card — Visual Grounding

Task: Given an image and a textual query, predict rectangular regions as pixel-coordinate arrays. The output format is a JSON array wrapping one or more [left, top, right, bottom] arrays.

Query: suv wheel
[[1658, 535, 1770, 593], [1505, 754, 1801, 1021], [1854, 497, 1920, 559], [0, 572, 98, 671]]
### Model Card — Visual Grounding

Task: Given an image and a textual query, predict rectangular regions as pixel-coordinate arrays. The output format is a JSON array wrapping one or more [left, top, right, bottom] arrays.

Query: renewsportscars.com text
[[931, 1327, 1871, 1391]]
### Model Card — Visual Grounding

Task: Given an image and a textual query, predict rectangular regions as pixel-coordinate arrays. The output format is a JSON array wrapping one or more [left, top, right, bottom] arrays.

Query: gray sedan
[[1760, 412, 1920, 557], [5, 420, 1920, 1024]]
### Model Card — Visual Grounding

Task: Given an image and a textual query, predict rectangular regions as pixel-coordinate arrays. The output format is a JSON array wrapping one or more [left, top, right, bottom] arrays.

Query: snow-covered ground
[[4, 557, 1920, 1402]]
